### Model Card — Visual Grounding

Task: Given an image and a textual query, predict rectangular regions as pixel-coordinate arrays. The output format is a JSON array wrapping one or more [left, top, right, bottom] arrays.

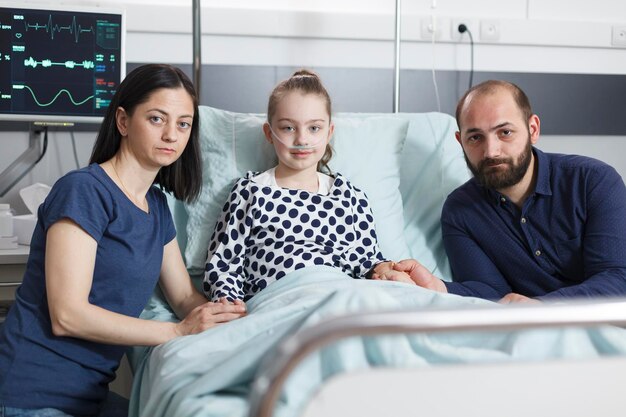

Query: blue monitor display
[[0, 4, 125, 124]]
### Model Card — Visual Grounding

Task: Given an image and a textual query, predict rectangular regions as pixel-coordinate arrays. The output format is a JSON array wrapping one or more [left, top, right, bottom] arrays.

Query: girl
[[0, 64, 245, 417], [204, 70, 398, 302]]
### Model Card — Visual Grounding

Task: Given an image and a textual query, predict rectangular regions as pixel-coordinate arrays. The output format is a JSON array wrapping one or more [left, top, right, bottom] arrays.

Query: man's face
[[456, 88, 538, 191], [463, 133, 533, 190]]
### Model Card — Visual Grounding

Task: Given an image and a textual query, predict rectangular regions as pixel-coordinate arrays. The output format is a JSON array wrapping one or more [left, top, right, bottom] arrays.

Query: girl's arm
[[46, 219, 244, 347], [350, 189, 388, 278], [204, 179, 252, 302]]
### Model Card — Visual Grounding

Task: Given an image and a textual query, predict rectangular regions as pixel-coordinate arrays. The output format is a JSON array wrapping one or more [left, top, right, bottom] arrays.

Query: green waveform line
[[24, 15, 94, 43], [24, 57, 95, 69], [15, 84, 93, 107]]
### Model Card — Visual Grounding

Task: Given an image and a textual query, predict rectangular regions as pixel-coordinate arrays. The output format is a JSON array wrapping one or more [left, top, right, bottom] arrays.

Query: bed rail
[[247, 299, 626, 417]]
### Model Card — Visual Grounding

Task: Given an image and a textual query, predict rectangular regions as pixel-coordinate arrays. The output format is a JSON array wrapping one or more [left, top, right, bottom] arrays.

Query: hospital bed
[[128, 107, 626, 417]]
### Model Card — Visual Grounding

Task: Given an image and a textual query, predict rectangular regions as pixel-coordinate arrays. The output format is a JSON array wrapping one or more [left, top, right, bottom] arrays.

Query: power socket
[[480, 20, 501, 42], [452, 19, 477, 42], [612, 26, 626, 47]]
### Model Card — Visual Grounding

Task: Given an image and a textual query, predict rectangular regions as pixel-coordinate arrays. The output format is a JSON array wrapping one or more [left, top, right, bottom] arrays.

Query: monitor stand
[[0, 126, 44, 197]]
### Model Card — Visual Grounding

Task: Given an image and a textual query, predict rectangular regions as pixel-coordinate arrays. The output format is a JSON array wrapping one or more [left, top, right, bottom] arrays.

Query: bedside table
[[0, 245, 29, 321]]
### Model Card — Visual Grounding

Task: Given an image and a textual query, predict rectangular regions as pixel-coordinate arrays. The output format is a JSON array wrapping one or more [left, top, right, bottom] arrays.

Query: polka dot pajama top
[[203, 170, 386, 302]]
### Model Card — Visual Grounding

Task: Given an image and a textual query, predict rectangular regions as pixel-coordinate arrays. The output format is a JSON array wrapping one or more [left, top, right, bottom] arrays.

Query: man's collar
[[532, 147, 552, 197]]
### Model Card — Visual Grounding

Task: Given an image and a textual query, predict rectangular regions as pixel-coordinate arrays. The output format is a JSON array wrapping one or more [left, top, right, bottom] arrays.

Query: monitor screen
[[0, 4, 125, 124]]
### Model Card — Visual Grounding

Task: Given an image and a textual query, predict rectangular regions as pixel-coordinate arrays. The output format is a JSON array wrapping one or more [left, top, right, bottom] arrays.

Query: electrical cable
[[458, 24, 475, 90], [431, 17, 441, 112], [70, 130, 81, 169], [34, 127, 48, 164]]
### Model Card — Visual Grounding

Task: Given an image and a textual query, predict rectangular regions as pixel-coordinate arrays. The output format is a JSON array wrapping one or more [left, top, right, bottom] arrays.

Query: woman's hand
[[175, 300, 246, 337]]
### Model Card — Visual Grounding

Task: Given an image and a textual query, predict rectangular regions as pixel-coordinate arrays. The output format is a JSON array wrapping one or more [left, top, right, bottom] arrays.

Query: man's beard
[[464, 138, 532, 190]]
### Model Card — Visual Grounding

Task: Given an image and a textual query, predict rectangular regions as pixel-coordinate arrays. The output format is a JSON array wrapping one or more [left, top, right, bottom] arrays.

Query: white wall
[[3, 0, 626, 212], [18, 0, 626, 73]]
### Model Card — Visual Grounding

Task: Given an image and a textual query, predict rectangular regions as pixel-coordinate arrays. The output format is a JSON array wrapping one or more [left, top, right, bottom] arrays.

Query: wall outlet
[[480, 20, 501, 41], [421, 17, 444, 41], [452, 19, 477, 42], [612, 26, 626, 47]]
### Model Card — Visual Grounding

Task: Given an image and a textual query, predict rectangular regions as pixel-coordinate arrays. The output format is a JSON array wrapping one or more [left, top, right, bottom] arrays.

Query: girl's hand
[[378, 269, 415, 285], [369, 261, 396, 280], [174, 301, 246, 337]]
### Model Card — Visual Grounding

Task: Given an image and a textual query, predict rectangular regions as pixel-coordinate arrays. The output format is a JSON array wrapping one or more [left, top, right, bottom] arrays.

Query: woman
[[0, 64, 245, 417]]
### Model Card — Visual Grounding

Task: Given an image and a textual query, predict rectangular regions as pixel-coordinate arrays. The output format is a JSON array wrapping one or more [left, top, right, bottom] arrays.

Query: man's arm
[[441, 203, 513, 300], [539, 166, 626, 300]]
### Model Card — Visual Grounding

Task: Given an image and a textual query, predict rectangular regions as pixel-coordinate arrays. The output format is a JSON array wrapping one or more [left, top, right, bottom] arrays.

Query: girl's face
[[116, 87, 194, 170], [264, 91, 333, 175]]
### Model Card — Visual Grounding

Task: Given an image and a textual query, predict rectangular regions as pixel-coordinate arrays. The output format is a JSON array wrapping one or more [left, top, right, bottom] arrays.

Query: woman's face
[[264, 91, 333, 175], [115, 87, 194, 170]]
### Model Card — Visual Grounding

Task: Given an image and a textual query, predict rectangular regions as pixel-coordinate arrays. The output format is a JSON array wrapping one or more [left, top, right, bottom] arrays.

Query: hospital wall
[[1, 0, 626, 213]]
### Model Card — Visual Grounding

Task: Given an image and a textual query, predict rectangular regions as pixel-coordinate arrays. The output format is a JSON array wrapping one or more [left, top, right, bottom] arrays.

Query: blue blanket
[[129, 266, 626, 417]]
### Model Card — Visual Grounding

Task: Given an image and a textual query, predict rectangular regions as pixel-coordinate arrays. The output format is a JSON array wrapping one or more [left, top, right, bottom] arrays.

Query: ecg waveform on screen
[[23, 57, 95, 70], [13, 84, 94, 107], [23, 14, 94, 43]]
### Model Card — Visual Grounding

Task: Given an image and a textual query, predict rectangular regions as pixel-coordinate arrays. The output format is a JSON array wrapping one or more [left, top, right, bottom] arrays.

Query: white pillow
[[397, 112, 470, 281]]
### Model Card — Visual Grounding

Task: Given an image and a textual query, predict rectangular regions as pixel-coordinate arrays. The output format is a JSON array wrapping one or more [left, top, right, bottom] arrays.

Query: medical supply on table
[[0, 204, 14, 237], [0, 203, 18, 249], [14, 183, 51, 245]]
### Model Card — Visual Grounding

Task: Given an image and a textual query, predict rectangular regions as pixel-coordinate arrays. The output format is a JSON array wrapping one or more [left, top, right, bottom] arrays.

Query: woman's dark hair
[[89, 64, 201, 203], [267, 69, 334, 174]]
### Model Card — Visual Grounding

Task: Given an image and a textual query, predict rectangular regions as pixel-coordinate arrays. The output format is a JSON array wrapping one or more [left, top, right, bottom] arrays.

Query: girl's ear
[[327, 122, 335, 141], [262, 122, 273, 144]]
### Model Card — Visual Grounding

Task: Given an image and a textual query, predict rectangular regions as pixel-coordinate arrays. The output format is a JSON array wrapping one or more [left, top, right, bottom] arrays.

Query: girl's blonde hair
[[267, 69, 333, 174]]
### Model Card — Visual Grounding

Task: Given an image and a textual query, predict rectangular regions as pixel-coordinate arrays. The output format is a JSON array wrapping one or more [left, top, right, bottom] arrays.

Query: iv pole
[[192, 0, 202, 96], [392, 0, 401, 113]]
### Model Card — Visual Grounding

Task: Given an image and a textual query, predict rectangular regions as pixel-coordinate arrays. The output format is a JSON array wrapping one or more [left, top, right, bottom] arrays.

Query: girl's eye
[[310, 126, 321, 133], [150, 116, 163, 124], [178, 121, 191, 129]]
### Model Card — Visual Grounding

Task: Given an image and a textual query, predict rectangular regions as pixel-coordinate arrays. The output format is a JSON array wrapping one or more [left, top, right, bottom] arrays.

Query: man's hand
[[392, 259, 448, 293], [498, 293, 541, 304]]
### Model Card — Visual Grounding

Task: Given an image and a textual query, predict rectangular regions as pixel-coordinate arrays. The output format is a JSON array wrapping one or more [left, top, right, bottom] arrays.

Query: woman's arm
[[45, 219, 244, 347], [159, 237, 245, 320]]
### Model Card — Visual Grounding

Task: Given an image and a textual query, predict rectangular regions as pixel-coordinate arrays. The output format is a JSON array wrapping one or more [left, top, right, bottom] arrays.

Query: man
[[388, 80, 626, 302]]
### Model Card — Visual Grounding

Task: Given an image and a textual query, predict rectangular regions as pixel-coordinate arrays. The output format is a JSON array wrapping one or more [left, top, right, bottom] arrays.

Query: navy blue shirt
[[0, 164, 176, 415], [441, 148, 626, 300]]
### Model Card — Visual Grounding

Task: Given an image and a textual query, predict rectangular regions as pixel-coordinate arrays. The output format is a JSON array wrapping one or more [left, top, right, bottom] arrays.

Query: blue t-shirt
[[0, 164, 176, 415], [442, 147, 626, 300]]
